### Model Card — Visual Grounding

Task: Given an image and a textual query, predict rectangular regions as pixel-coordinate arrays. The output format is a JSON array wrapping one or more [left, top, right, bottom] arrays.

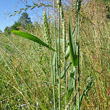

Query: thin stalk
[[62, 8, 67, 106], [53, 0, 56, 110], [78, 43, 80, 110], [74, 66, 77, 110], [58, 0, 61, 110], [53, 84, 56, 110], [60, 1, 67, 106], [65, 47, 67, 107], [76, 0, 81, 110]]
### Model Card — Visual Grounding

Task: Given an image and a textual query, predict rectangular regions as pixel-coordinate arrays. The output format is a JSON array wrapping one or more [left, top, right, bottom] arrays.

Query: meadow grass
[[0, 0, 110, 110]]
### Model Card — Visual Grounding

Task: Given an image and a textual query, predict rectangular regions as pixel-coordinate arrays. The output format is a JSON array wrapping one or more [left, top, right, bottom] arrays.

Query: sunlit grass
[[0, 0, 110, 109]]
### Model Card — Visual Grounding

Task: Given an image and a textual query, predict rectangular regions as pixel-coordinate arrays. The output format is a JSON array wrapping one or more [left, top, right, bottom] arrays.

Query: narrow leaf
[[26, 5, 31, 8], [51, 52, 56, 85], [66, 88, 73, 101], [12, 30, 55, 51], [20, 8, 24, 10], [65, 45, 70, 59], [14, 11, 19, 13], [31, 5, 36, 10], [25, 8, 28, 11], [59, 62, 72, 79], [69, 17, 78, 66], [66, 67, 76, 101], [80, 79, 94, 106]]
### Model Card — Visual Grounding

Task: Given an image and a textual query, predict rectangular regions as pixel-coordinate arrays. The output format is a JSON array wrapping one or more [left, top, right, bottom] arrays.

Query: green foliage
[[18, 12, 32, 28], [66, 67, 76, 101], [65, 45, 70, 59], [12, 30, 55, 51], [51, 52, 56, 85], [4, 22, 21, 35], [59, 62, 72, 79], [4, 12, 33, 33], [4, 26, 12, 35], [69, 19, 78, 66], [11, 22, 22, 30]]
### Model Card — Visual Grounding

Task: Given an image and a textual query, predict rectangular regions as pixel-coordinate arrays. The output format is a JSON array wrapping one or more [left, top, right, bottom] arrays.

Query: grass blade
[[59, 62, 72, 79], [65, 45, 70, 59], [51, 52, 56, 85], [80, 79, 94, 106], [69, 17, 78, 66], [12, 30, 55, 51], [66, 67, 76, 101]]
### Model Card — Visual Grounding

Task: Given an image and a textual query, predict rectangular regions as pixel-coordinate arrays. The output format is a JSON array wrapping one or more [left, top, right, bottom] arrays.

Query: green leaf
[[80, 79, 94, 106], [51, 52, 56, 85], [68, 67, 76, 91], [10, 14, 13, 17], [31, 5, 36, 10], [14, 11, 19, 13], [18, 11, 22, 14], [69, 17, 78, 66], [59, 62, 72, 79], [12, 30, 55, 51], [68, 77, 74, 91], [20, 8, 24, 10], [66, 67, 76, 101], [65, 45, 70, 59], [26, 5, 31, 8], [33, 3, 38, 6], [25, 8, 28, 11], [70, 66, 76, 79], [66, 88, 73, 101]]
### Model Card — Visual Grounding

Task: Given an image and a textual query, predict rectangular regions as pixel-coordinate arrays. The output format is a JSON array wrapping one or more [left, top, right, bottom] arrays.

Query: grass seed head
[[43, 10, 51, 46]]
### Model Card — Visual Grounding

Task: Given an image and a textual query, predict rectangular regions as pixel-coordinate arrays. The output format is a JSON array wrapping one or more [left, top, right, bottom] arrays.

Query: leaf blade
[[80, 79, 94, 106], [12, 30, 55, 51], [69, 17, 78, 66]]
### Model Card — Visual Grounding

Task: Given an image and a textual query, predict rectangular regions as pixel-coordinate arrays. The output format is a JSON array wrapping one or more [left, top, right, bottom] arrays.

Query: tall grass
[[0, 0, 110, 109]]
